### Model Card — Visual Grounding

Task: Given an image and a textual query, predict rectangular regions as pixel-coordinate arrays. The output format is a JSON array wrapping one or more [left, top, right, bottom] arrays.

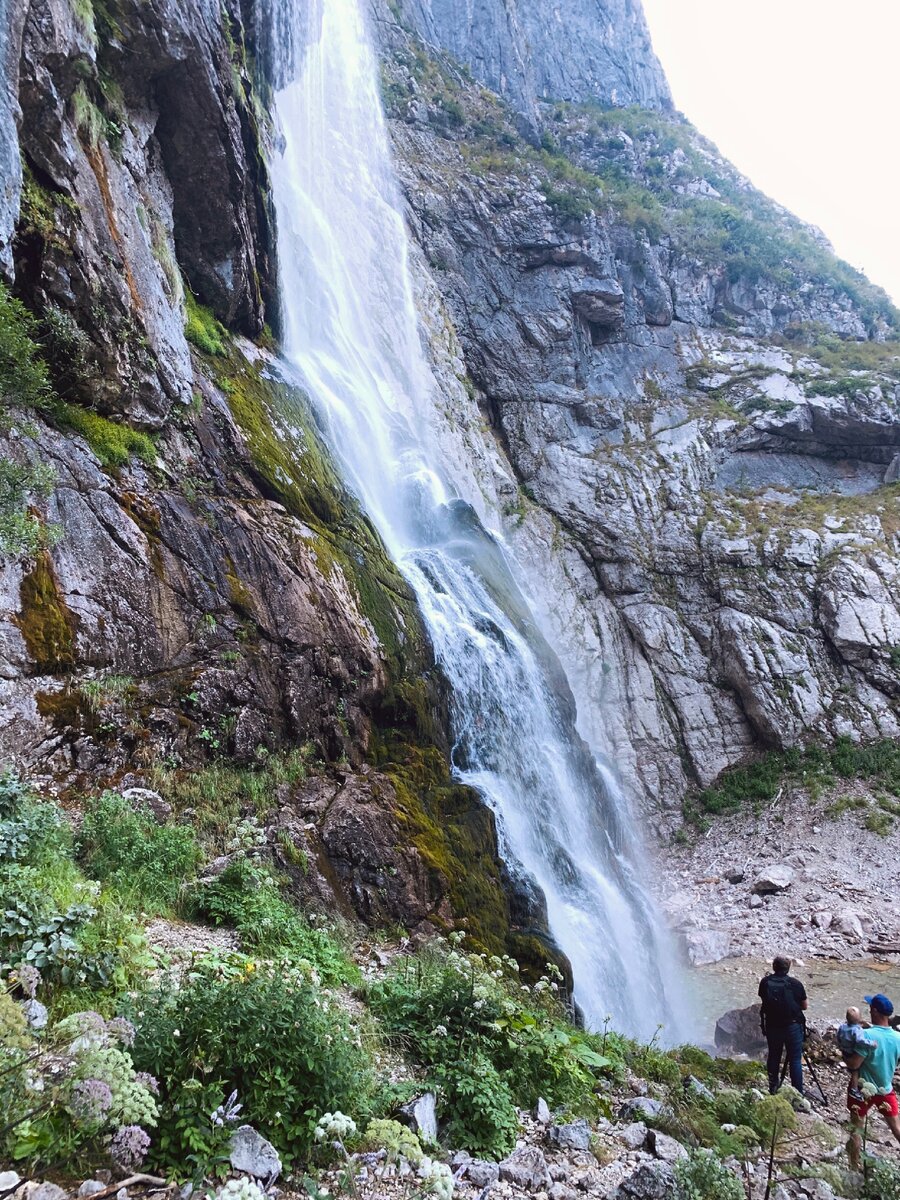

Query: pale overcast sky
[[641, 0, 900, 307]]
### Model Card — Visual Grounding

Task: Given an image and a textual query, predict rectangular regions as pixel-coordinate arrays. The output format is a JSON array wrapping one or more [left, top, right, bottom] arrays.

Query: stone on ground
[[498, 1146, 552, 1191], [229, 1125, 282, 1181]]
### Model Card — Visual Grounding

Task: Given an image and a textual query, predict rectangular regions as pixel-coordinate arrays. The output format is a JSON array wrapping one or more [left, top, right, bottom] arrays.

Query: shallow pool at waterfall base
[[687, 957, 900, 1048]]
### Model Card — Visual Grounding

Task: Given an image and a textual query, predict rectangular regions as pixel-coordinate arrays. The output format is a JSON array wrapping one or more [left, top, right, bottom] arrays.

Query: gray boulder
[[30, 1186, 69, 1200], [0, 1174, 20, 1194], [22, 999, 48, 1029], [548, 1118, 592, 1151], [645, 1130, 688, 1163], [683, 928, 733, 966], [399, 1092, 438, 1144], [121, 786, 172, 824], [499, 1146, 552, 1191], [616, 1121, 648, 1150], [229, 1125, 282, 1181], [752, 865, 795, 894], [619, 1097, 664, 1121], [535, 1096, 551, 1124], [467, 1161, 501, 1187], [715, 1004, 766, 1055], [610, 1162, 677, 1200]]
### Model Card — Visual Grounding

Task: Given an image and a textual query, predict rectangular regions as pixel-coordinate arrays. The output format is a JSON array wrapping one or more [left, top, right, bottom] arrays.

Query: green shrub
[[0, 283, 53, 412], [1, 1005, 157, 1173], [433, 1055, 519, 1159], [0, 458, 58, 558], [675, 1149, 744, 1200], [368, 939, 608, 1155], [129, 956, 374, 1174], [78, 791, 201, 915], [863, 1156, 900, 1200], [192, 857, 354, 984]]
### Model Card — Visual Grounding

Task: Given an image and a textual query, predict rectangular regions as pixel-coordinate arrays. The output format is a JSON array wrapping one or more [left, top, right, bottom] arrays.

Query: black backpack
[[761, 974, 799, 1024]]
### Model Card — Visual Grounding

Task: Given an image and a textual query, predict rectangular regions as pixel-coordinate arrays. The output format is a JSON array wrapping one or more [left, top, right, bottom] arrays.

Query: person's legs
[[847, 1113, 864, 1171], [784, 1022, 804, 1094], [844, 1051, 864, 1099], [885, 1112, 900, 1149], [766, 1028, 786, 1094]]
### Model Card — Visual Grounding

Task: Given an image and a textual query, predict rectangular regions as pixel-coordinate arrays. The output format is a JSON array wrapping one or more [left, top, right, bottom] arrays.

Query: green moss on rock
[[54, 402, 157, 470], [380, 741, 510, 954], [15, 551, 79, 672]]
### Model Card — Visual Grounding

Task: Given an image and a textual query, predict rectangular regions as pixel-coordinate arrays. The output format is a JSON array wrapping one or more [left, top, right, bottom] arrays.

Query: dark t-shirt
[[758, 972, 807, 1028]]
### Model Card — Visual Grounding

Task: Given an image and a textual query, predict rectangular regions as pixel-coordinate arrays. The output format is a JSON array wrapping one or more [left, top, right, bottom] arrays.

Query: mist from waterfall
[[261, 0, 686, 1041]]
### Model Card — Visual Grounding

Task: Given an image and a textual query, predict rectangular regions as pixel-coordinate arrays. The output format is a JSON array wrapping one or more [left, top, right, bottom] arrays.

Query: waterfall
[[261, 0, 685, 1041]]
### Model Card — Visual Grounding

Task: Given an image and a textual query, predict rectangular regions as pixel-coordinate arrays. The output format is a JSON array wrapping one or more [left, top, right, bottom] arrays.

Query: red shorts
[[848, 1090, 899, 1119]]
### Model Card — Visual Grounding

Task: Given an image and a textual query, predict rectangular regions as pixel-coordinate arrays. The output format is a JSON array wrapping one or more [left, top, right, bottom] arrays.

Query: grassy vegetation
[[183, 289, 227, 357], [53, 401, 157, 470], [684, 736, 900, 826]]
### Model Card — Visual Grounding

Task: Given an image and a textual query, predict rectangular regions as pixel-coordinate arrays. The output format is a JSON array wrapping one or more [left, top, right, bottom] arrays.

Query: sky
[[640, 0, 900, 306]]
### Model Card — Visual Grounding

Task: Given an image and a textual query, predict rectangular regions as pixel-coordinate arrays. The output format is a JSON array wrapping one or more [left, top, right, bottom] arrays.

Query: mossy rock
[[212, 340, 430, 686], [15, 551, 79, 672]]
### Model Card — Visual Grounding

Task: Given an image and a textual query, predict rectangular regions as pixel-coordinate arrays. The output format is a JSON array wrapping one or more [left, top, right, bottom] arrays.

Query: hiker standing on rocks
[[847, 993, 900, 1170], [758, 954, 808, 1095]]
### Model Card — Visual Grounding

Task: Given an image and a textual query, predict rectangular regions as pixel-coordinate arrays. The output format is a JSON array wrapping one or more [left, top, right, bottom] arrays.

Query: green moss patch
[[184, 289, 227, 356], [53, 402, 157, 470], [15, 551, 79, 672]]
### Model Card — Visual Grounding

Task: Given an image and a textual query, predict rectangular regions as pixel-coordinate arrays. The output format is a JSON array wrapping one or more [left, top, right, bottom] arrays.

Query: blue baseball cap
[[865, 994, 894, 1016]]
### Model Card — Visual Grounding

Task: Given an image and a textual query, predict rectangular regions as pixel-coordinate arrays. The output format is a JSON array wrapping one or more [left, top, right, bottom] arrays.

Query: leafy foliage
[[191, 856, 354, 984], [367, 937, 609, 1157], [129, 956, 374, 1174], [78, 791, 201, 916], [0, 283, 53, 412], [675, 1149, 744, 1200], [686, 736, 900, 823], [184, 289, 227, 357]]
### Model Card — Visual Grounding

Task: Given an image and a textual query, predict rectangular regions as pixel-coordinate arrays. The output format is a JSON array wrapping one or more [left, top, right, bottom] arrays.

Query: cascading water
[[261, 0, 685, 1040]]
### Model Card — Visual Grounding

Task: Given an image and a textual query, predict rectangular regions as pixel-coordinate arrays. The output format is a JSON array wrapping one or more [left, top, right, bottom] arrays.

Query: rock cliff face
[[1, 0, 898, 957], [0, 0, 552, 965], [375, 11, 900, 816], [378, 0, 671, 123]]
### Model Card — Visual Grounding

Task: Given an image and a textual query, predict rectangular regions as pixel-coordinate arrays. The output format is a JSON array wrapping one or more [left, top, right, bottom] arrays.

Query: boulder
[[77, 1185, 105, 1197], [752, 865, 795, 894], [616, 1121, 648, 1150], [467, 1161, 501, 1187], [535, 1096, 551, 1124], [229, 1125, 282, 1181], [571, 278, 626, 328], [685, 1076, 715, 1102], [399, 1092, 438, 1144], [836, 908, 865, 942], [750, 895, 764, 910], [645, 1130, 687, 1163], [548, 1118, 592, 1151], [619, 1097, 664, 1121], [0, 1174, 20, 1193], [22, 999, 48, 1029], [725, 868, 745, 884], [715, 1004, 766, 1055], [29, 1186, 69, 1200], [683, 928, 733, 966], [575, 1168, 605, 1192], [121, 786, 172, 824], [610, 1162, 677, 1200], [499, 1146, 552, 1191], [550, 1186, 578, 1200], [812, 910, 833, 930]]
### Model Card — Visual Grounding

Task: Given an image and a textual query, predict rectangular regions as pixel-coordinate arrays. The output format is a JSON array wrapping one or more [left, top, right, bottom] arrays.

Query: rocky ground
[[7, 1038, 897, 1200], [657, 780, 900, 967]]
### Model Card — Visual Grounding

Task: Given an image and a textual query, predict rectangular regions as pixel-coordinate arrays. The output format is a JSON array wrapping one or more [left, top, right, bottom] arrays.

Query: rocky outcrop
[[380, 0, 672, 123], [376, 15, 900, 813], [14, 0, 271, 428]]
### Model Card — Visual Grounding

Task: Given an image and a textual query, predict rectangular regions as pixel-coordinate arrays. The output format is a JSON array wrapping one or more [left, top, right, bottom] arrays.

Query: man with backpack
[[758, 954, 808, 1095]]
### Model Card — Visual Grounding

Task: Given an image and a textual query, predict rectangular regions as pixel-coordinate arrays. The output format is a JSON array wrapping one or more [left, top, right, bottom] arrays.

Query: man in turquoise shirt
[[847, 993, 900, 1170]]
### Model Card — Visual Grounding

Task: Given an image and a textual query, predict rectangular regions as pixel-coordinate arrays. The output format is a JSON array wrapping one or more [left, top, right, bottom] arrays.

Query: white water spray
[[262, 0, 685, 1040]]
